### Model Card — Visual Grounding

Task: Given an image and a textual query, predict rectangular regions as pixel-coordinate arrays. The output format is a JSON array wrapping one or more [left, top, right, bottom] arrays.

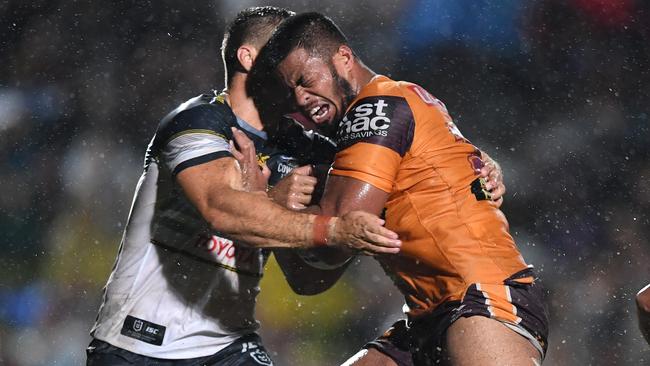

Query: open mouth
[[308, 103, 331, 124]]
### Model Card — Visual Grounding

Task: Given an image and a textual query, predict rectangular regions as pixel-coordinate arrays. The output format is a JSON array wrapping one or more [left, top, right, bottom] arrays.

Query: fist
[[268, 165, 317, 210]]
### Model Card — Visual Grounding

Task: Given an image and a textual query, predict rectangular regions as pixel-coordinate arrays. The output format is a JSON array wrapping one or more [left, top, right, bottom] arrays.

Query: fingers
[[489, 182, 505, 202], [340, 211, 401, 255], [493, 196, 504, 208], [356, 244, 401, 256], [290, 166, 316, 193], [231, 127, 257, 164], [366, 220, 400, 241], [287, 175, 316, 194], [478, 155, 505, 203], [286, 186, 313, 210], [287, 170, 317, 195], [294, 175, 317, 192], [230, 128, 269, 192], [284, 191, 311, 210], [229, 140, 244, 161], [295, 191, 312, 205], [261, 163, 271, 181], [360, 231, 401, 253], [292, 164, 313, 176], [287, 202, 307, 211], [484, 169, 501, 191], [479, 161, 495, 180]]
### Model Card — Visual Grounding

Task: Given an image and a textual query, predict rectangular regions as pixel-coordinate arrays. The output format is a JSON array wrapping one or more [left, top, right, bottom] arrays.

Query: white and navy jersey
[[90, 92, 289, 359]]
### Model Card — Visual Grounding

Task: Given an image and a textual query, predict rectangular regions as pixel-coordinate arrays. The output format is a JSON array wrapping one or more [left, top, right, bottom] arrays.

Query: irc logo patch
[[336, 96, 414, 156]]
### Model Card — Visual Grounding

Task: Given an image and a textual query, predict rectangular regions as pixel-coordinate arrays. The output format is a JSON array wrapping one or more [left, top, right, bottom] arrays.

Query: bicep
[[318, 142, 398, 217], [319, 174, 389, 217]]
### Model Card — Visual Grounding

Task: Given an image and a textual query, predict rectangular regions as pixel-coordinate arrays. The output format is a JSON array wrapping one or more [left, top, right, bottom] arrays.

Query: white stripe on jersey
[[163, 131, 230, 172]]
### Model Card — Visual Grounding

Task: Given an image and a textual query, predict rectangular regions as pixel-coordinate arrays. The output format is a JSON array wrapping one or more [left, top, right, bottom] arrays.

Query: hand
[[268, 165, 317, 210], [230, 127, 270, 192], [479, 151, 505, 208], [328, 211, 401, 255]]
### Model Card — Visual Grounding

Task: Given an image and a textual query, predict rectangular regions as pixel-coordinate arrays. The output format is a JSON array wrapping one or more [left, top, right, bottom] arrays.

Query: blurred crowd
[[1, 0, 649, 364]]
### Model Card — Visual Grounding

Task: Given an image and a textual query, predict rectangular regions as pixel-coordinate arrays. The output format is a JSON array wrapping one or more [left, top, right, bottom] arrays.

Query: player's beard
[[318, 63, 356, 138]]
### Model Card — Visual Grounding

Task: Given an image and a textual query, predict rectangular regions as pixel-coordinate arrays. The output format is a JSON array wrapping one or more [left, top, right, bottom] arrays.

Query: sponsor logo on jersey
[[338, 99, 391, 141], [266, 154, 300, 186], [190, 234, 264, 277], [336, 96, 414, 156], [276, 161, 294, 175], [121, 315, 166, 346]]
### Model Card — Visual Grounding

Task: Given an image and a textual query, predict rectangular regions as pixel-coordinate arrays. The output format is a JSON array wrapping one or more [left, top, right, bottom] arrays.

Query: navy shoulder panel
[[151, 94, 237, 154]]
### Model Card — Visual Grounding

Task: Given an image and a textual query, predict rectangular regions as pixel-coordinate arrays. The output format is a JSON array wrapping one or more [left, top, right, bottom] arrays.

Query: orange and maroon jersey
[[330, 75, 529, 319]]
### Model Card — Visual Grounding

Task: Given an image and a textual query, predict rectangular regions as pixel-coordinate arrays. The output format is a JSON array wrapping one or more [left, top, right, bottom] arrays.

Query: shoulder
[[154, 94, 236, 150], [336, 77, 415, 156]]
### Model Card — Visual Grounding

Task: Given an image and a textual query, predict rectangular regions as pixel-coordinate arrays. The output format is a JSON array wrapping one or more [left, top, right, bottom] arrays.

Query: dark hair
[[221, 6, 294, 86], [247, 12, 350, 136], [251, 12, 350, 76]]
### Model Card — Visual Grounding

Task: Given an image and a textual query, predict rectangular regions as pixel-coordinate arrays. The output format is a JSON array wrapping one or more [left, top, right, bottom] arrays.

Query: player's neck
[[351, 62, 377, 95], [225, 74, 264, 131]]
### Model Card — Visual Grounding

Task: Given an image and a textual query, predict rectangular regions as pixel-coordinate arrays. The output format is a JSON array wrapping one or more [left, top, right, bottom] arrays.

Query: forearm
[[177, 158, 399, 253], [205, 188, 321, 248]]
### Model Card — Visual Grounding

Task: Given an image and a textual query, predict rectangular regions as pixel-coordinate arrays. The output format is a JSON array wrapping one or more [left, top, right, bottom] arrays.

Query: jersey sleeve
[[155, 103, 235, 175], [330, 95, 414, 193]]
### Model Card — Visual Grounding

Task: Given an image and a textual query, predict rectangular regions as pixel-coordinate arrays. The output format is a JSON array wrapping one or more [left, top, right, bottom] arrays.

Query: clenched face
[[277, 47, 356, 137]]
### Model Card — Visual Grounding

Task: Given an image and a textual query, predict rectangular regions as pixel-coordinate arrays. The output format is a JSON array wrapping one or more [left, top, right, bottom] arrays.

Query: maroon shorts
[[365, 269, 549, 366]]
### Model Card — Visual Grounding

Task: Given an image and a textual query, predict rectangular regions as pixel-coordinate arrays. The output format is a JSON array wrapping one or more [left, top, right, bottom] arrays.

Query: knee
[[637, 284, 650, 313]]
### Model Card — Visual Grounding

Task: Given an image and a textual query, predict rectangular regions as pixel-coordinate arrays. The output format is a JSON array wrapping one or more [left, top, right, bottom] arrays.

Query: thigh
[[408, 271, 549, 366], [443, 316, 540, 366]]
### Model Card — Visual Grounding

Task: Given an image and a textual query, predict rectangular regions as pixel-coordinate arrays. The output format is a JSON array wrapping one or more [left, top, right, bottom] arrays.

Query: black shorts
[[86, 333, 273, 366], [365, 269, 549, 366]]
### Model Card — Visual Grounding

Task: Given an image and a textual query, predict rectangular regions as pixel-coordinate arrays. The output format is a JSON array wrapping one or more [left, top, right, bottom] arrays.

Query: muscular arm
[[272, 181, 356, 295], [318, 175, 388, 218], [274, 173, 387, 293], [176, 156, 399, 252], [272, 178, 381, 295], [177, 157, 315, 248]]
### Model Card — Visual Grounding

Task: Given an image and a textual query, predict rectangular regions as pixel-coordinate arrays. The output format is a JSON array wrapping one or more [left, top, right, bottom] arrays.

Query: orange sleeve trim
[[329, 168, 393, 193], [330, 142, 401, 193]]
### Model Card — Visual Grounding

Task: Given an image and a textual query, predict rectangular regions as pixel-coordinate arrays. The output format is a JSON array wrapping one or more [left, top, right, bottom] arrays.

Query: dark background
[[1, 0, 649, 364]]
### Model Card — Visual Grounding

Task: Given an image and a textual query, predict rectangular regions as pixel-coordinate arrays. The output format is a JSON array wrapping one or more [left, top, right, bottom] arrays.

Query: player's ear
[[237, 45, 258, 72], [332, 45, 354, 78], [333, 45, 354, 72]]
